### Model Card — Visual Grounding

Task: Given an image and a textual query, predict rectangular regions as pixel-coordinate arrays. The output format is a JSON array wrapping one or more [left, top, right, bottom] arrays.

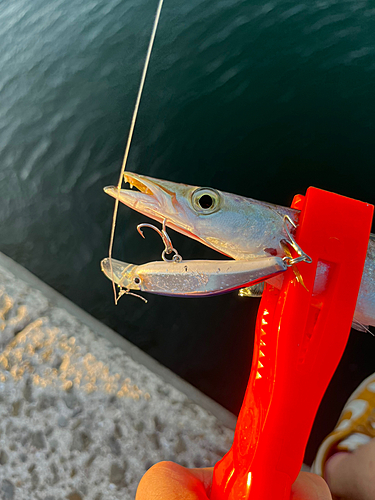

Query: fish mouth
[[103, 172, 211, 249], [103, 172, 177, 222]]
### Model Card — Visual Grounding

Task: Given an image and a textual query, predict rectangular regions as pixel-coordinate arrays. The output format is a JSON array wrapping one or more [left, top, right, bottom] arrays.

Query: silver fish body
[[101, 256, 288, 297], [104, 174, 299, 260], [104, 173, 375, 328]]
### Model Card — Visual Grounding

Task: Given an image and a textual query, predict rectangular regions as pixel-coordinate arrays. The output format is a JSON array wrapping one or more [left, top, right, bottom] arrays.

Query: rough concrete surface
[[0, 258, 235, 499]]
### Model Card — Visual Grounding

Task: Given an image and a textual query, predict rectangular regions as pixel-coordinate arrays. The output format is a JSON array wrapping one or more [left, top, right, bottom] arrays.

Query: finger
[[189, 467, 214, 495], [325, 444, 375, 500], [291, 471, 332, 500], [135, 461, 213, 500], [324, 452, 356, 499]]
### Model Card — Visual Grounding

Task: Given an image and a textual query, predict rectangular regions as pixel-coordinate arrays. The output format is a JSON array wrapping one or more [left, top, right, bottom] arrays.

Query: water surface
[[1, 0, 375, 460]]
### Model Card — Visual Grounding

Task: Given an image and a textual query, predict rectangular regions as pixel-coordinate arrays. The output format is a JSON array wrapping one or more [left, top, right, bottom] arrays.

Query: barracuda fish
[[104, 173, 375, 330]]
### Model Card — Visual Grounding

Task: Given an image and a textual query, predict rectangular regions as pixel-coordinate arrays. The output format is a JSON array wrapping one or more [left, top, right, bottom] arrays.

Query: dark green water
[[1, 0, 375, 461]]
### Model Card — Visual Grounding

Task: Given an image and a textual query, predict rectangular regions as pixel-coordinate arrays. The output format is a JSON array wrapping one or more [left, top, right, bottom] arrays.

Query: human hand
[[136, 461, 331, 500], [325, 439, 375, 500]]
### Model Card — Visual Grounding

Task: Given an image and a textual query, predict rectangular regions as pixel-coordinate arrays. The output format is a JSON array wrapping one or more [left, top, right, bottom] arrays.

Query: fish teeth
[[124, 176, 134, 189]]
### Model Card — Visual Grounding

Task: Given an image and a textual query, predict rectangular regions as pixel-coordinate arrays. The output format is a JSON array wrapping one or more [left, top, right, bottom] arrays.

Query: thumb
[[325, 443, 375, 500], [136, 461, 213, 500], [291, 471, 332, 500]]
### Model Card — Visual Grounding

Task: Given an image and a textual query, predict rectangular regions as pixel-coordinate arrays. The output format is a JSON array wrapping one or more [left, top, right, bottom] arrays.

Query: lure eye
[[191, 188, 221, 214], [133, 276, 141, 285]]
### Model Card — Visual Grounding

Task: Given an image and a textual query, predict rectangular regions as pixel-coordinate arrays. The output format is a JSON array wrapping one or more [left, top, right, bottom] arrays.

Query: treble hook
[[282, 215, 313, 266], [137, 219, 183, 262], [116, 287, 148, 304]]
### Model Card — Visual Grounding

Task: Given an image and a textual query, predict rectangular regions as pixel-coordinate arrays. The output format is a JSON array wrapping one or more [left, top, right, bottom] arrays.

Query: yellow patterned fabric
[[312, 372, 375, 477]]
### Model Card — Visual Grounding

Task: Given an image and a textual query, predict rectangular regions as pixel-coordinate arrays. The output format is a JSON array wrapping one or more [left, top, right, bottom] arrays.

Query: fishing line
[[108, 0, 165, 304]]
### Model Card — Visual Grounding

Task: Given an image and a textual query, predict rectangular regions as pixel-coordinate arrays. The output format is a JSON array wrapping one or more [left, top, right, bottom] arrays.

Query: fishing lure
[[101, 255, 288, 298]]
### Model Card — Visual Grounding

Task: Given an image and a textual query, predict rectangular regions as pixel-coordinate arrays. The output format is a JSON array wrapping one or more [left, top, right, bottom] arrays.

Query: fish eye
[[198, 194, 214, 209], [191, 188, 220, 214]]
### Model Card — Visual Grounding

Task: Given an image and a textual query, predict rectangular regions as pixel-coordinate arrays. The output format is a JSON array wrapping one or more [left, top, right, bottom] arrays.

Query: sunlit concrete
[[0, 252, 235, 499]]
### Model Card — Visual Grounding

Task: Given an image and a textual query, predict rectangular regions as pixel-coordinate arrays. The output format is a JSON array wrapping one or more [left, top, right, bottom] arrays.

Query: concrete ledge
[[0, 251, 236, 431], [0, 251, 236, 499]]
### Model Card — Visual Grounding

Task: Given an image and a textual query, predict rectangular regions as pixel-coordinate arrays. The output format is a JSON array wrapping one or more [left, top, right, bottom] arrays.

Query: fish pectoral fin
[[291, 263, 309, 291], [238, 282, 265, 297]]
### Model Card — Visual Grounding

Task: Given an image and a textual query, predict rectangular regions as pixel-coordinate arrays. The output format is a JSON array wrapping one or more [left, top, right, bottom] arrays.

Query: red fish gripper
[[211, 187, 373, 500]]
